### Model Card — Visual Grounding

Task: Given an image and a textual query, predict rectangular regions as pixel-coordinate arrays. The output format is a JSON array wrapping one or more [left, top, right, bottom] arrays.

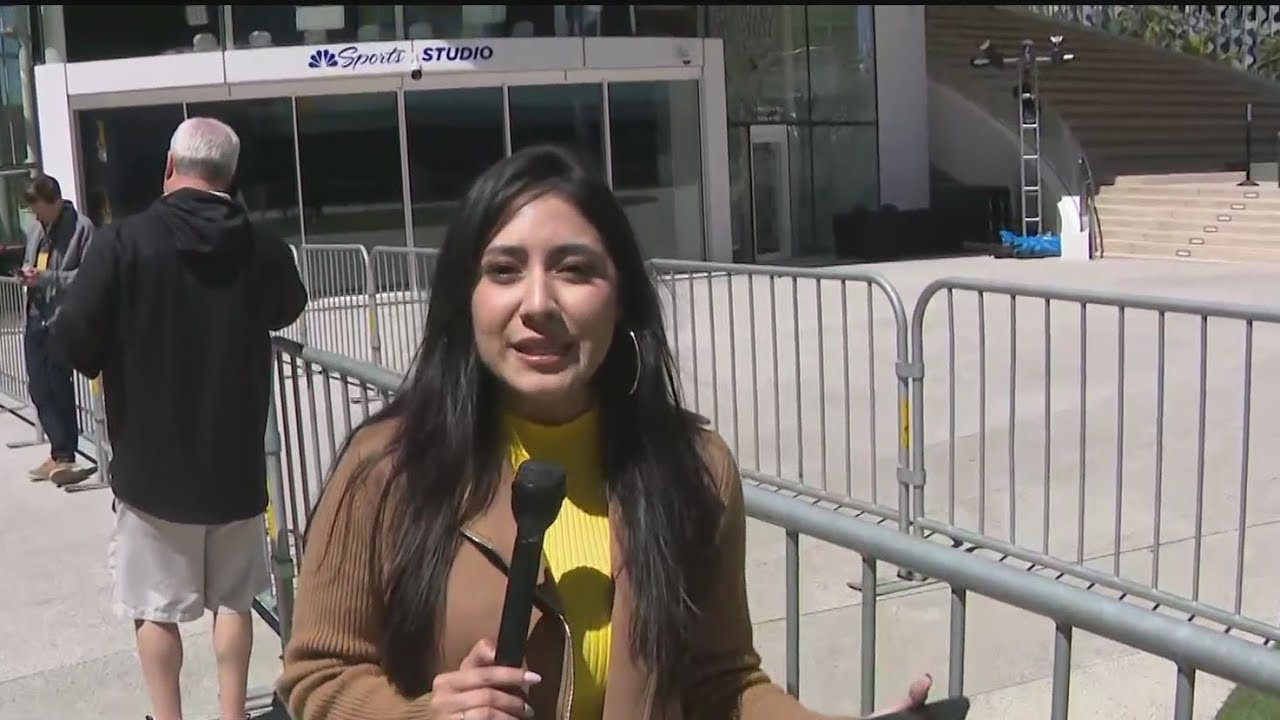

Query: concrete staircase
[[925, 5, 1280, 262], [1095, 172, 1280, 262]]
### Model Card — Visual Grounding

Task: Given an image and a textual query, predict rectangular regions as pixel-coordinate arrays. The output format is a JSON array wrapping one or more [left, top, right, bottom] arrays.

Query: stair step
[[1102, 229, 1280, 251], [1068, 116, 1265, 131], [1103, 238, 1280, 263], [1094, 205, 1280, 225], [1108, 171, 1248, 185], [1094, 194, 1250, 209], [1104, 215, 1280, 235], [1098, 183, 1279, 198]]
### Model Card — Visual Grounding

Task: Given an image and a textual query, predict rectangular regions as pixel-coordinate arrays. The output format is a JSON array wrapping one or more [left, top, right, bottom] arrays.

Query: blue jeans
[[24, 322, 78, 462]]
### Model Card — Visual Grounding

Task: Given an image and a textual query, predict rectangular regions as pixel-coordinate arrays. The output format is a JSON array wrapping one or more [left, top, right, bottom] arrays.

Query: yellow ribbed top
[[505, 407, 612, 720]]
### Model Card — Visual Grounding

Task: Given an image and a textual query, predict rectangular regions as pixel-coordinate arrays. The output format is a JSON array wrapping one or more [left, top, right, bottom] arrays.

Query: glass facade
[[705, 4, 879, 261], [51, 5, 702, 61], [609, 80, 704, 260], [0, 5, 38, 267], [61, 5, 225, 61], [186, 98, 300, 245], [41, 4, 881, 263], [75, 78, 708, 259], [78, 104, 185, 225], [403, 87, 505, 250]]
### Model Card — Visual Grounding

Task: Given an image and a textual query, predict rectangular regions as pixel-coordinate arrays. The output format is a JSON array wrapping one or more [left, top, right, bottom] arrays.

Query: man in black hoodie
[[51, 116, 307, 720]]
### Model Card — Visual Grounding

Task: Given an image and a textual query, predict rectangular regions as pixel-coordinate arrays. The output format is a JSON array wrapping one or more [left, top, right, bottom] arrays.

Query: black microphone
[[494, 459, 567, 668]]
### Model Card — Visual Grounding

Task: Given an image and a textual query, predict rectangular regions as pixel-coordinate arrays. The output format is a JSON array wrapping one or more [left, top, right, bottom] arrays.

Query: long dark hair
[[328, 144, 724, 697]]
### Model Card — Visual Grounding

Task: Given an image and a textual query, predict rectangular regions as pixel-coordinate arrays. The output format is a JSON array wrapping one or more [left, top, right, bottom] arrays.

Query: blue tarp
[[999, 230, 1062, 257]]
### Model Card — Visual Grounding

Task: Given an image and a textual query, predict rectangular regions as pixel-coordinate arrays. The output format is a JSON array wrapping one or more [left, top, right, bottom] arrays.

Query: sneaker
[[48, 462, 90, 487], [27, 457, 57, 482]]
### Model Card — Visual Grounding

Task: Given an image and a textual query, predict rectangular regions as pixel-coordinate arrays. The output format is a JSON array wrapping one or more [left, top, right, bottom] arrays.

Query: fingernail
[[524, 671, 542, 684]]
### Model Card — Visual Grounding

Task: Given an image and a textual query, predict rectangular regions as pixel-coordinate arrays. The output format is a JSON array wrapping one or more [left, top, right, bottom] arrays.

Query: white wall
[[33, 64, 77, 210], [873, 5, 929, 210], [700, 40, 732, 262], [928, 81, 1018, 196]]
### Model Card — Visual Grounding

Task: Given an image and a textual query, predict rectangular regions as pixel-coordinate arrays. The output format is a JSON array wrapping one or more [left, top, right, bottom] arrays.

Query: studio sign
[[420, 44, 495, 63], [307, 44, 495, 71], [307, 45, 408, 70]]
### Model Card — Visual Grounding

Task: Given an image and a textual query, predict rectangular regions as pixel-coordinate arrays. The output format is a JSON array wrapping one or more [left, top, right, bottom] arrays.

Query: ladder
[[1018, 61, 1043, 238]]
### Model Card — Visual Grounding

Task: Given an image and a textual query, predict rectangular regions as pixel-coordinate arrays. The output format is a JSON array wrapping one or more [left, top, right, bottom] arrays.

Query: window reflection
[[404, 5, 554, 39], [294, 93, 405, 250], [63, 5, 223, 61], [0, 6, 34, 168], [785, 127, 813, 253], [708, 5, 880, 259], [707, 5, 810, 123], [0, 170, 33, 266], [810, 124, 878, 249], [608, 80, 704, 260], [402, 5, 700, 39], [806, 5, 877, 122], [231, 5, 397, 48], [508, 84, 605, 177], [404, 88, 505, 250], [603, 6, 700, 37], [77, 104, 186, 226], [726, 127, 753, 262], [186, 98, 301, 245]]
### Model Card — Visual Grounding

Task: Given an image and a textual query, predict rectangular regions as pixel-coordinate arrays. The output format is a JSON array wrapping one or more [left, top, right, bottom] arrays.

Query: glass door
[[504, 70, 707, 261], [748, 124, 792, 262], [393, 62, 715, 262]]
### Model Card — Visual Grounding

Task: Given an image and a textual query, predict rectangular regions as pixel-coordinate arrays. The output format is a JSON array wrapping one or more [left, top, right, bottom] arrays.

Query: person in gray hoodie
[[19, 174, 94, 485]]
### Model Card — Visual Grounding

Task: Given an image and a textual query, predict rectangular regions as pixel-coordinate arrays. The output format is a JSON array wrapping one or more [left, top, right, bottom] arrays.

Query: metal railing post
[[264, 368, 296, 646], [89, 375, 110, 484], [1239, 102, 1258, 187], [365, 251, 383, 369]]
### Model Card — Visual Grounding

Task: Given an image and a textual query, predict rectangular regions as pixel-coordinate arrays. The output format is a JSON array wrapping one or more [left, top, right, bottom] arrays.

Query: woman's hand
[[427, 639, 541, 719], [866, 674, 933, 718]]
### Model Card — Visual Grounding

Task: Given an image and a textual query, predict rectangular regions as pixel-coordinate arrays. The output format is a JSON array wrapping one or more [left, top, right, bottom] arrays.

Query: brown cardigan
[[276, 416, 845, 720]]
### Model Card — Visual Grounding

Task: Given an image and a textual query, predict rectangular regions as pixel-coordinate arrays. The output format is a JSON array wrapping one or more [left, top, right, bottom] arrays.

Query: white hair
[[169, 117, 240, 187]]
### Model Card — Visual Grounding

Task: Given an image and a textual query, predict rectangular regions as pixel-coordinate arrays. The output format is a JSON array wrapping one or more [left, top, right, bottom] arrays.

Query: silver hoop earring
[[627, 329, 640, 397]]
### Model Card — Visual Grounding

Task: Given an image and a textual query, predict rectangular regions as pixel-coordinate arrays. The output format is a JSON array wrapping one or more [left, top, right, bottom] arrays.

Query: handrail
[[1078, 151, 1104, 257], [745, 484, 1280, 692], [272, 336, 404, 390], [912, 275, 1280, 323]]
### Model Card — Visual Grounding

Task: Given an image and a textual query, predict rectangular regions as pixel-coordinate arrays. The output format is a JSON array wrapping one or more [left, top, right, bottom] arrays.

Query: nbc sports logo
[[307, 49, 338, 68]]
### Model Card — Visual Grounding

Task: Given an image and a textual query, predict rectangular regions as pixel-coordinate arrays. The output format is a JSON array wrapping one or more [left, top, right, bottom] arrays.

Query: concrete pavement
[[0, 408, 280, 719]]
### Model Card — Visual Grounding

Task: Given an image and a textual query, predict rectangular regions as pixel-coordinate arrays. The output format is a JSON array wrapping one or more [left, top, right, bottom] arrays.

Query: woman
[[277, 144, 932, 719]]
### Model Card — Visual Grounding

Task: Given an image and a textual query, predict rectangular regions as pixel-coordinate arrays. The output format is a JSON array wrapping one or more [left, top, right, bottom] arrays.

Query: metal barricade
[[650, 260, 913, 529], [355, 255, 914, 528], [262, 335, 1280, 719], [0, 276, 111, 480], [291, 245, 373, 362], [367, 247, 439, 372], [908, 276, 1280, 645], [0, 276, 41, 447], [263, 338, 401, 648]]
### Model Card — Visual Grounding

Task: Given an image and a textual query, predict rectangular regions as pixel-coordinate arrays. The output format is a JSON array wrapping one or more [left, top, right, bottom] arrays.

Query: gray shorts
[[108, 500, 269, 623]]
